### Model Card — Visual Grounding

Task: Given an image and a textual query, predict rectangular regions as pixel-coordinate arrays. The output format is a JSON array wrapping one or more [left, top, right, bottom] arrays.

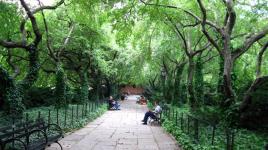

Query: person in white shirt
[[142, 101, 162, 125]]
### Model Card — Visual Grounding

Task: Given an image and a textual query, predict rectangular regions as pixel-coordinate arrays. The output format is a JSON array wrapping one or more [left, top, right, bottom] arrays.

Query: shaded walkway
[[47, 95, 180, 150]]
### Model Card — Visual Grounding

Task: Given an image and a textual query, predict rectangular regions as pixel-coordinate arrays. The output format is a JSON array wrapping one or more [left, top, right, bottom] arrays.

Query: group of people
[[108, 94, 162, 125]]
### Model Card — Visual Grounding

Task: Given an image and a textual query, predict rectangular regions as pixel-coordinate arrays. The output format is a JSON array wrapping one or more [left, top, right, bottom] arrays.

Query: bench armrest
[[46, 124, 64, 138], [28, 129, 48, 146]]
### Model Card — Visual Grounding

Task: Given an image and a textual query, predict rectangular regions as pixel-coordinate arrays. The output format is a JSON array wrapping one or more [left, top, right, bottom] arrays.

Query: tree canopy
[[0, 0, 267, 141]]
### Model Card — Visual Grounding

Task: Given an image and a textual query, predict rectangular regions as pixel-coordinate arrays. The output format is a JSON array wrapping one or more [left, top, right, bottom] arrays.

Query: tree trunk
[[222, 46, 235, 108], [105, 78, 111, 97], [18, 45, 40, 90], [240, 76, 268, 112], [188, 56, 197, 110], [194, 55, 204, 105], [0, 65, 24, 116], [174, 64, 185, 105]]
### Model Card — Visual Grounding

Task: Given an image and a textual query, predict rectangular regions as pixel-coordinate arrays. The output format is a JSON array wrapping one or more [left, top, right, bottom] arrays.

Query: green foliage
[[0, 65, 24, 116], [54, 64, 66, 108], [0, 2, 20, 39], [162, 110, 268, 150], [18, 45, 40, 90], [239, 80, 268, 129], [24, 87, 55, 108], [0, 0, 268, 148], [80, 72, 89, 103], [5, 86, 24, 118], [217, 57, 224, 103], [0, 103, 107, 133], [194, 55, 204, 105], [173, 65, 185, 106]]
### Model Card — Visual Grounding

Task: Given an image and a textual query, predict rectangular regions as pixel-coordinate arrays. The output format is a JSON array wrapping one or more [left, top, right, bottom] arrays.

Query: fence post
[[48, 110, 51, 124], [71, 106, 74, 125], [168, 109, 171, 119], [172, 108, 175, 120], [56, 108, 59, 125], [231, 129, 235, 150], [76, 104, 79, 120], [26, 113, 29, 123], [175, 111, 178, 126], [82, 104, 84, 118], [64, 106, 67, 127], [85, 103, 88, 116], [88, 102, 91, 114], [187, 115, 190, 134], [194, 118, 199, 142], [181, 113, 183, 131], [12, 116, 15, 147], [226, 128, 233, 150], [38, 111, 41, 120], [212, 125, 216, 145]]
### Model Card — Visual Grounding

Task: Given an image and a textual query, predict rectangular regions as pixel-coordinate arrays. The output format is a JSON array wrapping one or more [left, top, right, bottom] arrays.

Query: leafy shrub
[[54, 65, 67, 108], [24, 87, 55, 108], [162, 109, 268, 150]]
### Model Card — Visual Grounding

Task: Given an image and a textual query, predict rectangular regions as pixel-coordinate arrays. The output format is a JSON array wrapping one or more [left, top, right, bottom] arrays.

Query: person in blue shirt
[[108, 96, 120, 110]]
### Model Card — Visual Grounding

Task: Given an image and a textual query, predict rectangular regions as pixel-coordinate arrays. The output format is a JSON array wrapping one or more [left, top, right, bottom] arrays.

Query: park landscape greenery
[[0, 0, 267, 149]]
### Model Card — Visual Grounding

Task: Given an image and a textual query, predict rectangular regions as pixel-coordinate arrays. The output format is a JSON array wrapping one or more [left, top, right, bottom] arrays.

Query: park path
[[46, 95, 180, 150]]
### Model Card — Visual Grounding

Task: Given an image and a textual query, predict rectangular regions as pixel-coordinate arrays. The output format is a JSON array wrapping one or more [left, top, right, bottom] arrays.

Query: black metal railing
[[162, 106, 237, 150], [0, 99, 107, 130]]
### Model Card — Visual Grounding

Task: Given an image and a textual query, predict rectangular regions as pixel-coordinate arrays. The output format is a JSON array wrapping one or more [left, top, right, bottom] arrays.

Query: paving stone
[[118, 138, 138, 145], [63, 134, 84, 141], [46, 95, 180, 150], [115, 145, 138, 150], [137, 144, 159, 150]]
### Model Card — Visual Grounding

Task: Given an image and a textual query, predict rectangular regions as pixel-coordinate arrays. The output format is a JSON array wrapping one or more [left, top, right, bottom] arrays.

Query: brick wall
[[120, 86, 144, 95]]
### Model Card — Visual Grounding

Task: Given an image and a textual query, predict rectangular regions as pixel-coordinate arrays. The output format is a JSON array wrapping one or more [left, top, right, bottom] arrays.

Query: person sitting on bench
[[108, 96, 120, 110], [141, 101, 161, 125], [137, 95, 147, 105]]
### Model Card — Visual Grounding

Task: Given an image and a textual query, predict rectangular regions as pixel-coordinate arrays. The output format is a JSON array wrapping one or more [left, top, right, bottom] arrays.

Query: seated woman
[[108, 96, 120, 110], [141, 101, 162, 125]]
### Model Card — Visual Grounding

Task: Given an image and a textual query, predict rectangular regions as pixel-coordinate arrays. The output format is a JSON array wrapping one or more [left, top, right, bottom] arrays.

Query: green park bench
[[0, 119, 63, 150]]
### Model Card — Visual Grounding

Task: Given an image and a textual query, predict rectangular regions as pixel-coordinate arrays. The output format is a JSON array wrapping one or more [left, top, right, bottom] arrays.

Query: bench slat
[[0, 119, 63, 150]]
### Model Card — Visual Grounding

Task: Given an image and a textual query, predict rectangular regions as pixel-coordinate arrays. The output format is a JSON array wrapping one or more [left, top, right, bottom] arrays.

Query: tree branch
[[20, 0, 42, 46], [256, 41, 268, 77], [202, 54, 219, 64], [140, 0, 221, 31], [232, 26, 268, 59], [225, 0, 236, 34], [38, 0, 57, 61], [57, 23, 75, 59], [0, 40, 27, 49], [6, 49, 21, 78], [20, 0, 64, 46], [166, 16, 189, 56], [196, 0, 222, 54]]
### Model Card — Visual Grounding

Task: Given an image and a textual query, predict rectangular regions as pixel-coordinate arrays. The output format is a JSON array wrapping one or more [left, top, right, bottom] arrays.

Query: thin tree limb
[[256, 41, 268, 77], [196, 0, 222, 54], [232, 26, 268, 59]]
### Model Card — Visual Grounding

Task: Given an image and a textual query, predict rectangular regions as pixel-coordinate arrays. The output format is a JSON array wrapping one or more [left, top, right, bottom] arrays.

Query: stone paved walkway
[[46, 95, 180, 150]]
